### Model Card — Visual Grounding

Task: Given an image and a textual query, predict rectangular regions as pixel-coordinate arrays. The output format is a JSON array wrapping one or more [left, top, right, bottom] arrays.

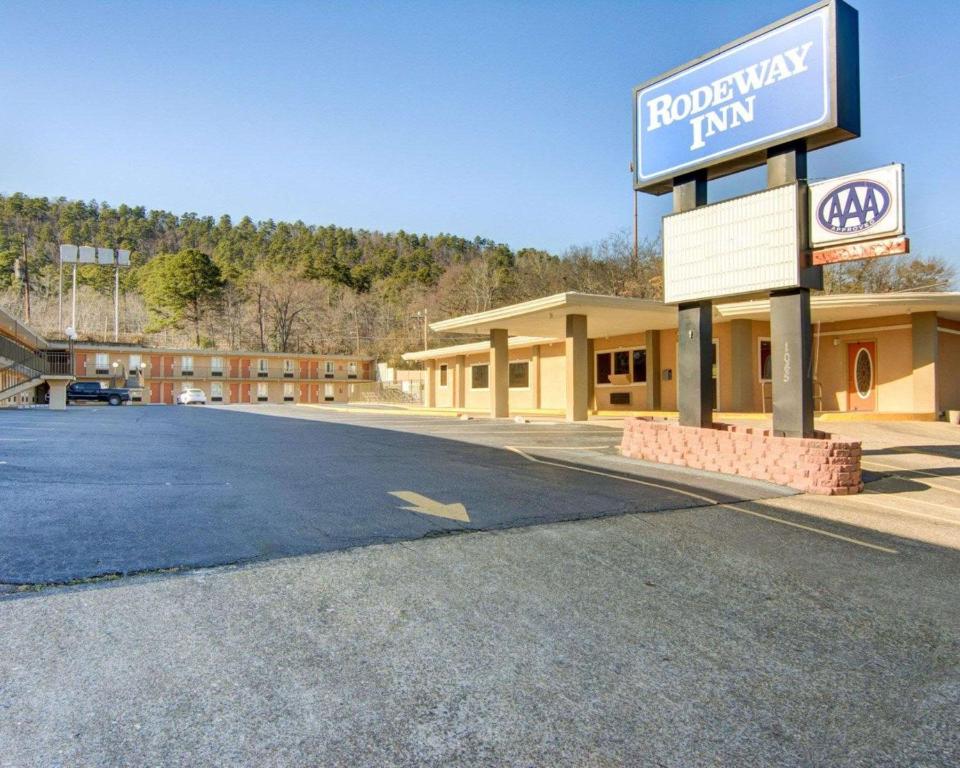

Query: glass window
[[759, 340, 772, 382], [348, 362, 357, 376], [211, 382, 223, 400], [211, 356, 224, 372], [325, 361, 335, 375], [181, 356, 193, 373], [471, 364, 489, 389], [324, 383, 335, 400], [596, 352, 611, 384], [283, 382, 294, 400], [283, 359, 294, 373], [258, 358, 268, 373], [95, 353, 109, 372], [129, 354, 141, 372], [614, 350, 630, 375], [632, 349, 647, 383], [439, 364, 448, 387], [256, 382, 268, 400], [509, 361, 529, 388]]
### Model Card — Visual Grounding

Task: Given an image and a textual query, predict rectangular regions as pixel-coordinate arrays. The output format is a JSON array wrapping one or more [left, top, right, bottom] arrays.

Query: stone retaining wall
[[619, 418, 863, 495]]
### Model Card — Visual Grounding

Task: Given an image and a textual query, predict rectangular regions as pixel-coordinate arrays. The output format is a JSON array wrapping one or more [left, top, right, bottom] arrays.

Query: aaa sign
[[809, 164, 904, 248]]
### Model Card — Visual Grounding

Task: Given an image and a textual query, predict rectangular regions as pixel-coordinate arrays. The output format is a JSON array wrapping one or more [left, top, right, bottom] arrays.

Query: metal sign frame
[[633, 0, 859, 195]]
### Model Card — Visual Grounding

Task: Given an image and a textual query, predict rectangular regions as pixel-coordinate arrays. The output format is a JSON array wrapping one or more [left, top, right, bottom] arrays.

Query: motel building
[[1, 305, 375, 408], [402, 291, 960, 423], [64, 345, 375, 404]]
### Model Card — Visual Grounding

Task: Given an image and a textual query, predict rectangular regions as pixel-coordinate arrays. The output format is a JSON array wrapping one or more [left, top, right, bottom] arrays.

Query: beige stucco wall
[[538, 343, 566, 410], [938, 327, 960, 412], [409, 310, 960, 416], [813, 315, 914, 412]]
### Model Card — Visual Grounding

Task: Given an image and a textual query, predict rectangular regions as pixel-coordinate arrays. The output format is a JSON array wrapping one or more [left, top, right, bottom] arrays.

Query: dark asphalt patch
[[1, 407, 790, 584]]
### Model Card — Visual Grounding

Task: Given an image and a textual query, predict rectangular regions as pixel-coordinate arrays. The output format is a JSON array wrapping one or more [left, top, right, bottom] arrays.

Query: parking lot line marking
[[506, 445, 617, 450], [719, 504, 899, 554], [849, 493, 960, 526], [861, 465, 960, 496], [504, 446, 718, 505], [864, 488, 960, 514]]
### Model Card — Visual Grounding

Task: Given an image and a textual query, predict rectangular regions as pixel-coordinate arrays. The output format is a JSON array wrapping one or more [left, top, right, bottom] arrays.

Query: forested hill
[[0, 192, 952, 362]]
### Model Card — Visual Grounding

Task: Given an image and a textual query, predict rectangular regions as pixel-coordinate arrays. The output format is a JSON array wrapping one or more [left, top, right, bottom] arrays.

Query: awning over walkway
[[428, 292, 677, 339]]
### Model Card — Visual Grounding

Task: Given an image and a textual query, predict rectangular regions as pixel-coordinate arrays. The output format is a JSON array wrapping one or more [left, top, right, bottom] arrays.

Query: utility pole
[[422, 307, 428, 351]]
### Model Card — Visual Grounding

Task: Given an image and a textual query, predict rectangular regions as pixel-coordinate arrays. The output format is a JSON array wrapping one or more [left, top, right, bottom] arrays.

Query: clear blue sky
[[1, 0, 957, 272]]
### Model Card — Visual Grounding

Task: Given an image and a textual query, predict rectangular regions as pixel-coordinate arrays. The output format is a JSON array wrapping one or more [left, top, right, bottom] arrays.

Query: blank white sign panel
[[663, 183, 801, 304]]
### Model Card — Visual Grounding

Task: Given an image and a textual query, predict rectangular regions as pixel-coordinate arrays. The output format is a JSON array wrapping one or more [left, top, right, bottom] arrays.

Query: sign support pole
[[768, 142, 818, 438], [114, 262, 120, 342], [674, 170, 713, 428], [71, 262, 78, 333]]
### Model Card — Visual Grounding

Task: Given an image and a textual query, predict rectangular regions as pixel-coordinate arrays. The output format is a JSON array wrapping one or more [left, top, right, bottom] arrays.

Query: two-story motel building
[[1, 303, 375, 407], [402, 292, 960, 422], [67, 345, 375, 404]]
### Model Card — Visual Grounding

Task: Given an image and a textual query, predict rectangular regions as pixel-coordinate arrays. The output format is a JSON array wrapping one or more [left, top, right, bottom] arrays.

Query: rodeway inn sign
[[633, 0, 860, 195]]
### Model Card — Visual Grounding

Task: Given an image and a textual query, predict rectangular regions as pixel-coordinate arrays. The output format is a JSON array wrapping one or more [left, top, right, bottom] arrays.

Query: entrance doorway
[[847, 342, 876, 411]]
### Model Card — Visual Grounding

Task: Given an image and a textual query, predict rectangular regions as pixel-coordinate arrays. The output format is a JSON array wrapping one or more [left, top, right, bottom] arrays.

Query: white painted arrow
[[389, 491, 470, 522]]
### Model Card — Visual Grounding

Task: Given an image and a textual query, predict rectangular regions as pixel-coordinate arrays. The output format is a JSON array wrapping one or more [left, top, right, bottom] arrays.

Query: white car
[[178, 388, 207, 405]]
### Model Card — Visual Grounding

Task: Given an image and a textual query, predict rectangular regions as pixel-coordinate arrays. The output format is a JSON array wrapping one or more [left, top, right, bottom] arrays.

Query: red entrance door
[[847, 342, 876, 411]]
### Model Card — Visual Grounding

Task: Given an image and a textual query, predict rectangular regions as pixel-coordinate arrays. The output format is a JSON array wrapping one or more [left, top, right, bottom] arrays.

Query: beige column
[[530, 345, 541, 410], [587, 339, 595, 413], [424, 360, 436, 408], [912, 312, 939, 415], [454, 355, 466, 409], [729, 319, 753, 412], [565, 314, 588, 422], [645, 330, 662, 411], [46, 376, 72, 410], [490, 329, 509, 417]]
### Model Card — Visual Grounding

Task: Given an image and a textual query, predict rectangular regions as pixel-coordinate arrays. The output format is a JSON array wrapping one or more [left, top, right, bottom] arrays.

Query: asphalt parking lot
[[1, 404, 958, 766], [0, 403, 793, 585]]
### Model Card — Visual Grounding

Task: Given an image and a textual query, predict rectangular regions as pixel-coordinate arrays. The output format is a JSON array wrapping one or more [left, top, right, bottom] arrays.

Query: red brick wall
[[620, 418, 863, 495]]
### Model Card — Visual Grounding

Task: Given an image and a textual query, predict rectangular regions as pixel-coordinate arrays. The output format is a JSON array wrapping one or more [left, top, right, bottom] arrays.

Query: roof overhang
[[719, 292, 960, 323], [429, 292, 677, 338], [402, 336, 559, 362]]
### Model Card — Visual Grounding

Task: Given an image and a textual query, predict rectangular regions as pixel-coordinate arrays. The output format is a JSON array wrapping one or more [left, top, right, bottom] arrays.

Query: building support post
[[911, 312, 939, 416], [530, 345, 541, 410], [729, 319, 753, 412], [424, 360, 436, 408], [586, 338, 595, 414], [674, 171, 712, 428], [768, 142, 817, 438], [490, 328, 509, 418], [565, 314, 588, 422], [645, 330, 661, 411], [454, 354, 466, 409]]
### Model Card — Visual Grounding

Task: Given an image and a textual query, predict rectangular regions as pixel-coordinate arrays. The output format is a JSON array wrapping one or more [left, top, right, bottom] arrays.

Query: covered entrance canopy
[[430, 293, 677, 338]]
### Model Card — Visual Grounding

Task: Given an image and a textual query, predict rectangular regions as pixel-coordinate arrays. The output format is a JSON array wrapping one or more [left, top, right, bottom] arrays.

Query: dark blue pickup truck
[[66, 381, 131, 406]]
